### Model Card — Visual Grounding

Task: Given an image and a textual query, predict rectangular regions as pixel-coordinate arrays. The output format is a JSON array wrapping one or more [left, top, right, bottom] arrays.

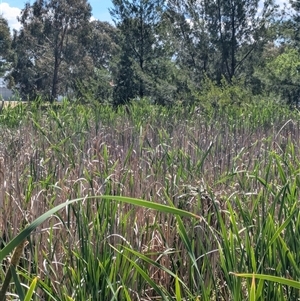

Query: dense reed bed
[[0, 99, 299, 300]]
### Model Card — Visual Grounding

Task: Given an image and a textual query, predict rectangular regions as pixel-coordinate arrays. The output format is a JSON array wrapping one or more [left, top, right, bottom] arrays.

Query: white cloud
[[277, 0, 289, 6], [0, 3, 21, 32]]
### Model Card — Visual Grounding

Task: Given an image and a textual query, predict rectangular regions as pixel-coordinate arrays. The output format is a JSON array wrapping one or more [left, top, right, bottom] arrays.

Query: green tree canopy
[[8, 0, 92, 101], [74, 20, 121, 102], [0, 16, 12, 77], [256, 47, 300, 105], [165, 0, 277, 84], [110, 0, 177, 105]]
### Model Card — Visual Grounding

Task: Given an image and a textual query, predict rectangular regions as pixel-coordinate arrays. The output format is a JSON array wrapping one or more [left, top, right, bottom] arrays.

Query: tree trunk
[[230, 4, 236, 80]]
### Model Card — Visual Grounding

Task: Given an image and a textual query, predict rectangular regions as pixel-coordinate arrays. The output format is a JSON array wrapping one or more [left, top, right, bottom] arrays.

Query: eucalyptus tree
[[75, 20, 121, 102], [163, 0, 211, 84], [262, 48, 300, 105], [285, 0, 300, 48], [8, 0, 92, 101], [165, 0, 278, 83], [110, 0, 176, 105], [87, 20, 120, 70], [207, 0, 277, 81], [0, 16, 12, 77]]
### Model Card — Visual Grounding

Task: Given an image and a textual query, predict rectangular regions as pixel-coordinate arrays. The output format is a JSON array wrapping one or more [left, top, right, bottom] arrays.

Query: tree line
[[1, 0, 300, 106]]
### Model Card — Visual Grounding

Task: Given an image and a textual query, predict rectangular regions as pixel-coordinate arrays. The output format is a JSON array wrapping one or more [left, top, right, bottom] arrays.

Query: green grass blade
[[267, 202, 297, 248], [250, 273, 255, 301], [121, 245, 190, 293], [24, 277, 38, 301], [230, 272, 300, 289], [175, 274, 182, 301], [111, 246, 171, 300], [10, 266, 25, 301], [0, 195, 200, 261], [100, 196, 201, 219]]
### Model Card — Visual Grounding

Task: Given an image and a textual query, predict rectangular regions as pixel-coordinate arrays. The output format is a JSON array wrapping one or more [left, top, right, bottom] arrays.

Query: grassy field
[[0, 99, 299, 300]]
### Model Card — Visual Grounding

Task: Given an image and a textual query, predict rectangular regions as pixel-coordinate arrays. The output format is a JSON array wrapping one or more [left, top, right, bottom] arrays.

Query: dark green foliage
[[255, 47, 300, 105], [289, 0, 300, 46], [5, 0, 300, 106], [110, 0, 177, 105], [74, 21, 120, 102], [8, 0, 92, 102], [165, 0, 277, 85], [0, 17, 12, 77], [112, 40, 138, 105], [86, 21, 120, 70]]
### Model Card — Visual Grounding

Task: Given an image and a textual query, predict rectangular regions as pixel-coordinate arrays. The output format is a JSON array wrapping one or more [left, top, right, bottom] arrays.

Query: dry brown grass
[[0, 103, 299, 299], [2, 101, 27, 108]]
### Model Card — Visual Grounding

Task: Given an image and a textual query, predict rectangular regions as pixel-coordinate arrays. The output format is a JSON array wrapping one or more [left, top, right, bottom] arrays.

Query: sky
[[1, 0, 114, 31], [0, 0, 289, 33]]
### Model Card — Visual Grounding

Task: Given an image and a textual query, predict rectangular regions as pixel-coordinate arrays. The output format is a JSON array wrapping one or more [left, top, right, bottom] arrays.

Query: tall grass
[[0, 99, 299, 300]]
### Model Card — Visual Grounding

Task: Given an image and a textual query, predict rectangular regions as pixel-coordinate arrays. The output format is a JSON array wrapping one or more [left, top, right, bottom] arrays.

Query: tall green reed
[[1, 99, 300, 300]]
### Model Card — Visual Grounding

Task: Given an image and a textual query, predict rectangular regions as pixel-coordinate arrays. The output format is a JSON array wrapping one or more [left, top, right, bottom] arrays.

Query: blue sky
[[88, 0, 114, 22], [1, 0, 114, 31]]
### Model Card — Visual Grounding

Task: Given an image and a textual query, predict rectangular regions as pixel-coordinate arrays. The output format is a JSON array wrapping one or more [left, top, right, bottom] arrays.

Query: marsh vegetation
[[0, 100, 299, 300]]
